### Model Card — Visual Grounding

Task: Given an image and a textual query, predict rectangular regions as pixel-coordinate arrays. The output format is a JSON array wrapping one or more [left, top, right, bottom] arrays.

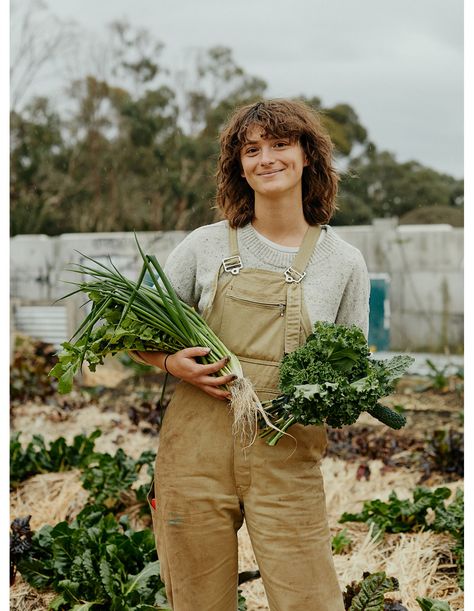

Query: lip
[[257, 168, 284, 176]]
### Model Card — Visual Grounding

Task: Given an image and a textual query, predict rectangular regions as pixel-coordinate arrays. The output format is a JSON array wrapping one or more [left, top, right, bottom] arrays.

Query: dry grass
[[10, 367, 464, 610]]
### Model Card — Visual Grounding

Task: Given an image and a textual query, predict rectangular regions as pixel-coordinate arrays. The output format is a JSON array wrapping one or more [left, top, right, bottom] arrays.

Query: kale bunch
[[260, 322, 414, 445]]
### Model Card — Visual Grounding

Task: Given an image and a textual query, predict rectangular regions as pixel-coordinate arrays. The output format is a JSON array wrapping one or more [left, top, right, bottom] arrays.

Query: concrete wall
[[10, 219, 463, 352]]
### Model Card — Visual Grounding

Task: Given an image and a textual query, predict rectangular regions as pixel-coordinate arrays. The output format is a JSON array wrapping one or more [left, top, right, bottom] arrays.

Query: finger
[[201, 373, 238, 387], [182, 346, 212, 358], [201, 385, 232, 401], [199, 355, 232, 374]]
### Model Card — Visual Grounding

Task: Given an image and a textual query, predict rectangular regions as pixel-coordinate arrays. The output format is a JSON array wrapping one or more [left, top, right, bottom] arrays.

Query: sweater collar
[[238, 222, 338, 268]]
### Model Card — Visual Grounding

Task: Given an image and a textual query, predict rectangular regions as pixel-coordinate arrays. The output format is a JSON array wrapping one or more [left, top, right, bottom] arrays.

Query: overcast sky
[[10, 0, 464, 178]]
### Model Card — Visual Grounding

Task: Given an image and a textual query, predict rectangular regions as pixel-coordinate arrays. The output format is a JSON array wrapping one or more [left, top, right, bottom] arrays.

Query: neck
[[252, 192, 309, 246]]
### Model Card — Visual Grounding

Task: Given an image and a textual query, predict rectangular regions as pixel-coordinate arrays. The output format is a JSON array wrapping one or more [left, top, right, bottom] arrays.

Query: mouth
[[258, 168, 284, 176]]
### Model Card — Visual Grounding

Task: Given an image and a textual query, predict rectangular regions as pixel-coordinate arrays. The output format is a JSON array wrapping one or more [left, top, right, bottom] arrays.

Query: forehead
[[241, 123, 296, 144]]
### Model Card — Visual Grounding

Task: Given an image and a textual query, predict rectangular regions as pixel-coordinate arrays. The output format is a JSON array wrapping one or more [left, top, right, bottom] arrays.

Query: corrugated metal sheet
[[14, 305, 69, 347]]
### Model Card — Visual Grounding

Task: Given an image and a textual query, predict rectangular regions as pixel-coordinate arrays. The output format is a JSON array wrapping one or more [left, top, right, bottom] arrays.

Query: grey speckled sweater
[[163, 220, 371, 339]]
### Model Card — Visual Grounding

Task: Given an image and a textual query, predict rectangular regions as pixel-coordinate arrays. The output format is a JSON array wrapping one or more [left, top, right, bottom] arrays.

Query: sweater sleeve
[[161, 231, 198, 308], [335, 251, 371, 340]]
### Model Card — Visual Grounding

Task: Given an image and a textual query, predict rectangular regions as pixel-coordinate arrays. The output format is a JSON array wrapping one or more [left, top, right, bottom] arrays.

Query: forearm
[[128, 350, 169, 370]]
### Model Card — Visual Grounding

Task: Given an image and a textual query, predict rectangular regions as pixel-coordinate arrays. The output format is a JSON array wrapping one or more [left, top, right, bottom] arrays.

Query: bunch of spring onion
[[258, 321, 415, 446], [49, 235, 278, 442]]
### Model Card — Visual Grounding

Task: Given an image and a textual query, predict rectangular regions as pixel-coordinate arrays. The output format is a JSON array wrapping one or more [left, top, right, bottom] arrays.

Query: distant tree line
[[10, 17, 463, 236]]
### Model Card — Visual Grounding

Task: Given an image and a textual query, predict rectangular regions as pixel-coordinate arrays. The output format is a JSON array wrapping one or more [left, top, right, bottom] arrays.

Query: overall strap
[[286, 224, 321, 283], [284, 224, 321, 354], [221, 225, 243, 275]]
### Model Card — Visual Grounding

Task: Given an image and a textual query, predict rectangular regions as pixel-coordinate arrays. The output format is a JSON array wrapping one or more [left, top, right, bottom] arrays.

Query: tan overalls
[[147, 224, 345, 611]]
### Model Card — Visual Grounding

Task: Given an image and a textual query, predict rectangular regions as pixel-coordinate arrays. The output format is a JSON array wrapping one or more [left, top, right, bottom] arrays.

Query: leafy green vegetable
[[340, 486, 464, 590], [430, 488, 464, 590], [349, 572, 399, 610], [331, 528, 352, 554], [342, 571, 400, 610], [259, 322, 413, 444], [10, 430, 102, 489], [16, 504, 171, 610], [81, 449, 155, 508], [10, 430, 156, 514], [416, 597, 452, 611], [49, 238, 242, 395], [339, 486, 452, 540]]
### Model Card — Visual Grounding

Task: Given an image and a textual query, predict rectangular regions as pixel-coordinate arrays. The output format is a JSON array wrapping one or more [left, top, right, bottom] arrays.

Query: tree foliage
[[10, 15, 463, 236]]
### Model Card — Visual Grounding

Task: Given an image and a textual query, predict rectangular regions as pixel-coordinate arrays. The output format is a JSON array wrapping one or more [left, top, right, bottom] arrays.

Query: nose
[[259, 146, 276, 166]]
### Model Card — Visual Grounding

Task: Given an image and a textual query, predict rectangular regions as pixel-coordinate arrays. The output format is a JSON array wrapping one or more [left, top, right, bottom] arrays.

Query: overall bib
[[147, 224, 345, 611]]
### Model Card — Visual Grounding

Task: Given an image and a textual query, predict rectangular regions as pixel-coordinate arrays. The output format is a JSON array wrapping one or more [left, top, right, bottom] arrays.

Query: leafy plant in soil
[[10, 515, 34, 586], [80, 448, 156, 509], [332, 528, 353, 554], [414, 359, 462, 394], [340, 487, 464, 590], [430, 488, 464, 590], [10, 336, 59, 403], [14, 504, 171, 610], [342, 570, 403, 610], [423, 429, 464, 479], [10, 430, 157, 515], [415, 597, 452, 610], [325, 425, 424, 466], [10, 430, 102, 488], [340, 486, 451, 538]]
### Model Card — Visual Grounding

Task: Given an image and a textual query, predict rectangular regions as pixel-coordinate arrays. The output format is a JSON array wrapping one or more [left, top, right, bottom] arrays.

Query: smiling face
[[239, 125, 308, 199]]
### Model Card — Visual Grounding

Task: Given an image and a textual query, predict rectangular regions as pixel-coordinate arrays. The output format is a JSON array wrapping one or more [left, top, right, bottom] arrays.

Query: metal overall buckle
[[284, 266, 306, 283], [222, 255, 243, 275]]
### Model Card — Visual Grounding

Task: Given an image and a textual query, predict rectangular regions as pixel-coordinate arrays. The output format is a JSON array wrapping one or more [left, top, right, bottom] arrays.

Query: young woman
[[135, 99, 370, 610]]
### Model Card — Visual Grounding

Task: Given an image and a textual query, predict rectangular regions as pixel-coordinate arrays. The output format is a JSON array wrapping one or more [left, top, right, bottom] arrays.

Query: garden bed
[[10, 341, 464, 610]]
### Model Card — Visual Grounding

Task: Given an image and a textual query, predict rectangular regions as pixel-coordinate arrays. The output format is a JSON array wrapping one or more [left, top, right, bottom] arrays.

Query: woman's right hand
[[135, 347, 236, 402]]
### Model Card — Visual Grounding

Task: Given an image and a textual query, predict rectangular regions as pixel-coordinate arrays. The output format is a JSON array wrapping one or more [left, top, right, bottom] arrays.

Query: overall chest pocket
[[219, 289, 287, 362]]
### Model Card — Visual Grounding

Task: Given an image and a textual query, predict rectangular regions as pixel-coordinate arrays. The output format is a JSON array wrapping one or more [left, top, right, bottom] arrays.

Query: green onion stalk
[[49, 235, 282, 445]]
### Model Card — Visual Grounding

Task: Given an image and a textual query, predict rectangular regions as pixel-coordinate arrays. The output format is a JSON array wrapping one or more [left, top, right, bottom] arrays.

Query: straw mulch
[[10, 368, 464, 611]]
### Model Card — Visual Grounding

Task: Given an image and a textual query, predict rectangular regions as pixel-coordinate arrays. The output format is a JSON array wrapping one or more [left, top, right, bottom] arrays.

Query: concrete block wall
[[10, 219, 464, 352]]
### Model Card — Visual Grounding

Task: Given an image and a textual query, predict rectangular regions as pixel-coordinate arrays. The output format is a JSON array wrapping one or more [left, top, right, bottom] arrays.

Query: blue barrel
[[368, 274, 390, 351]]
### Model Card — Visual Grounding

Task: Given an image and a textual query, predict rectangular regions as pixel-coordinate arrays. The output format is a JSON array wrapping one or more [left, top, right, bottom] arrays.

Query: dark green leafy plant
[[10, 336, 59, 402], [431, 488, 464, 590], [424, 429, 463, 478], [339, 486, 452, 540], [10, 430, 102, 488], [259, 322, 413, 444], [342, 571, 400, 610], [340, 487, 464, 590], [10, 515, 34, 585], [15, 504, 171, 610], [10, 430, 156, 516], [332, 528, 353, 554], [416, 597, 452, 610], [81, 449, 156, 508], [238, 590, 247, 611]]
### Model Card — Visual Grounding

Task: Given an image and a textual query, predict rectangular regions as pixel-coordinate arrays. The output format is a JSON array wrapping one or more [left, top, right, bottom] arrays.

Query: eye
[[274, 141, 289, 148], [244, 147, 258, 155]]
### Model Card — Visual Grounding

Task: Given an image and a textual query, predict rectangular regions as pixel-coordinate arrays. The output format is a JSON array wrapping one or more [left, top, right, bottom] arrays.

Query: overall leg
[[153, 383, 243, 611], [243, 424, 345, 611]]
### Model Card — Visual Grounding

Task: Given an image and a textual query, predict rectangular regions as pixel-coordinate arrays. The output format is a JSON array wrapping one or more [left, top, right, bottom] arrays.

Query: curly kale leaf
[[274, 322, 414, 429]]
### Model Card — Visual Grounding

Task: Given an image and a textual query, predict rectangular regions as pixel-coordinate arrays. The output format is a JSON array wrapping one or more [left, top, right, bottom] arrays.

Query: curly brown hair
[[215, 98, 339, 228]]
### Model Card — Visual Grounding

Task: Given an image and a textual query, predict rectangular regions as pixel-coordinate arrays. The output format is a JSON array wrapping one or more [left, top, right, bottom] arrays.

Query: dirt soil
[[10, 362, 464, 611]]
